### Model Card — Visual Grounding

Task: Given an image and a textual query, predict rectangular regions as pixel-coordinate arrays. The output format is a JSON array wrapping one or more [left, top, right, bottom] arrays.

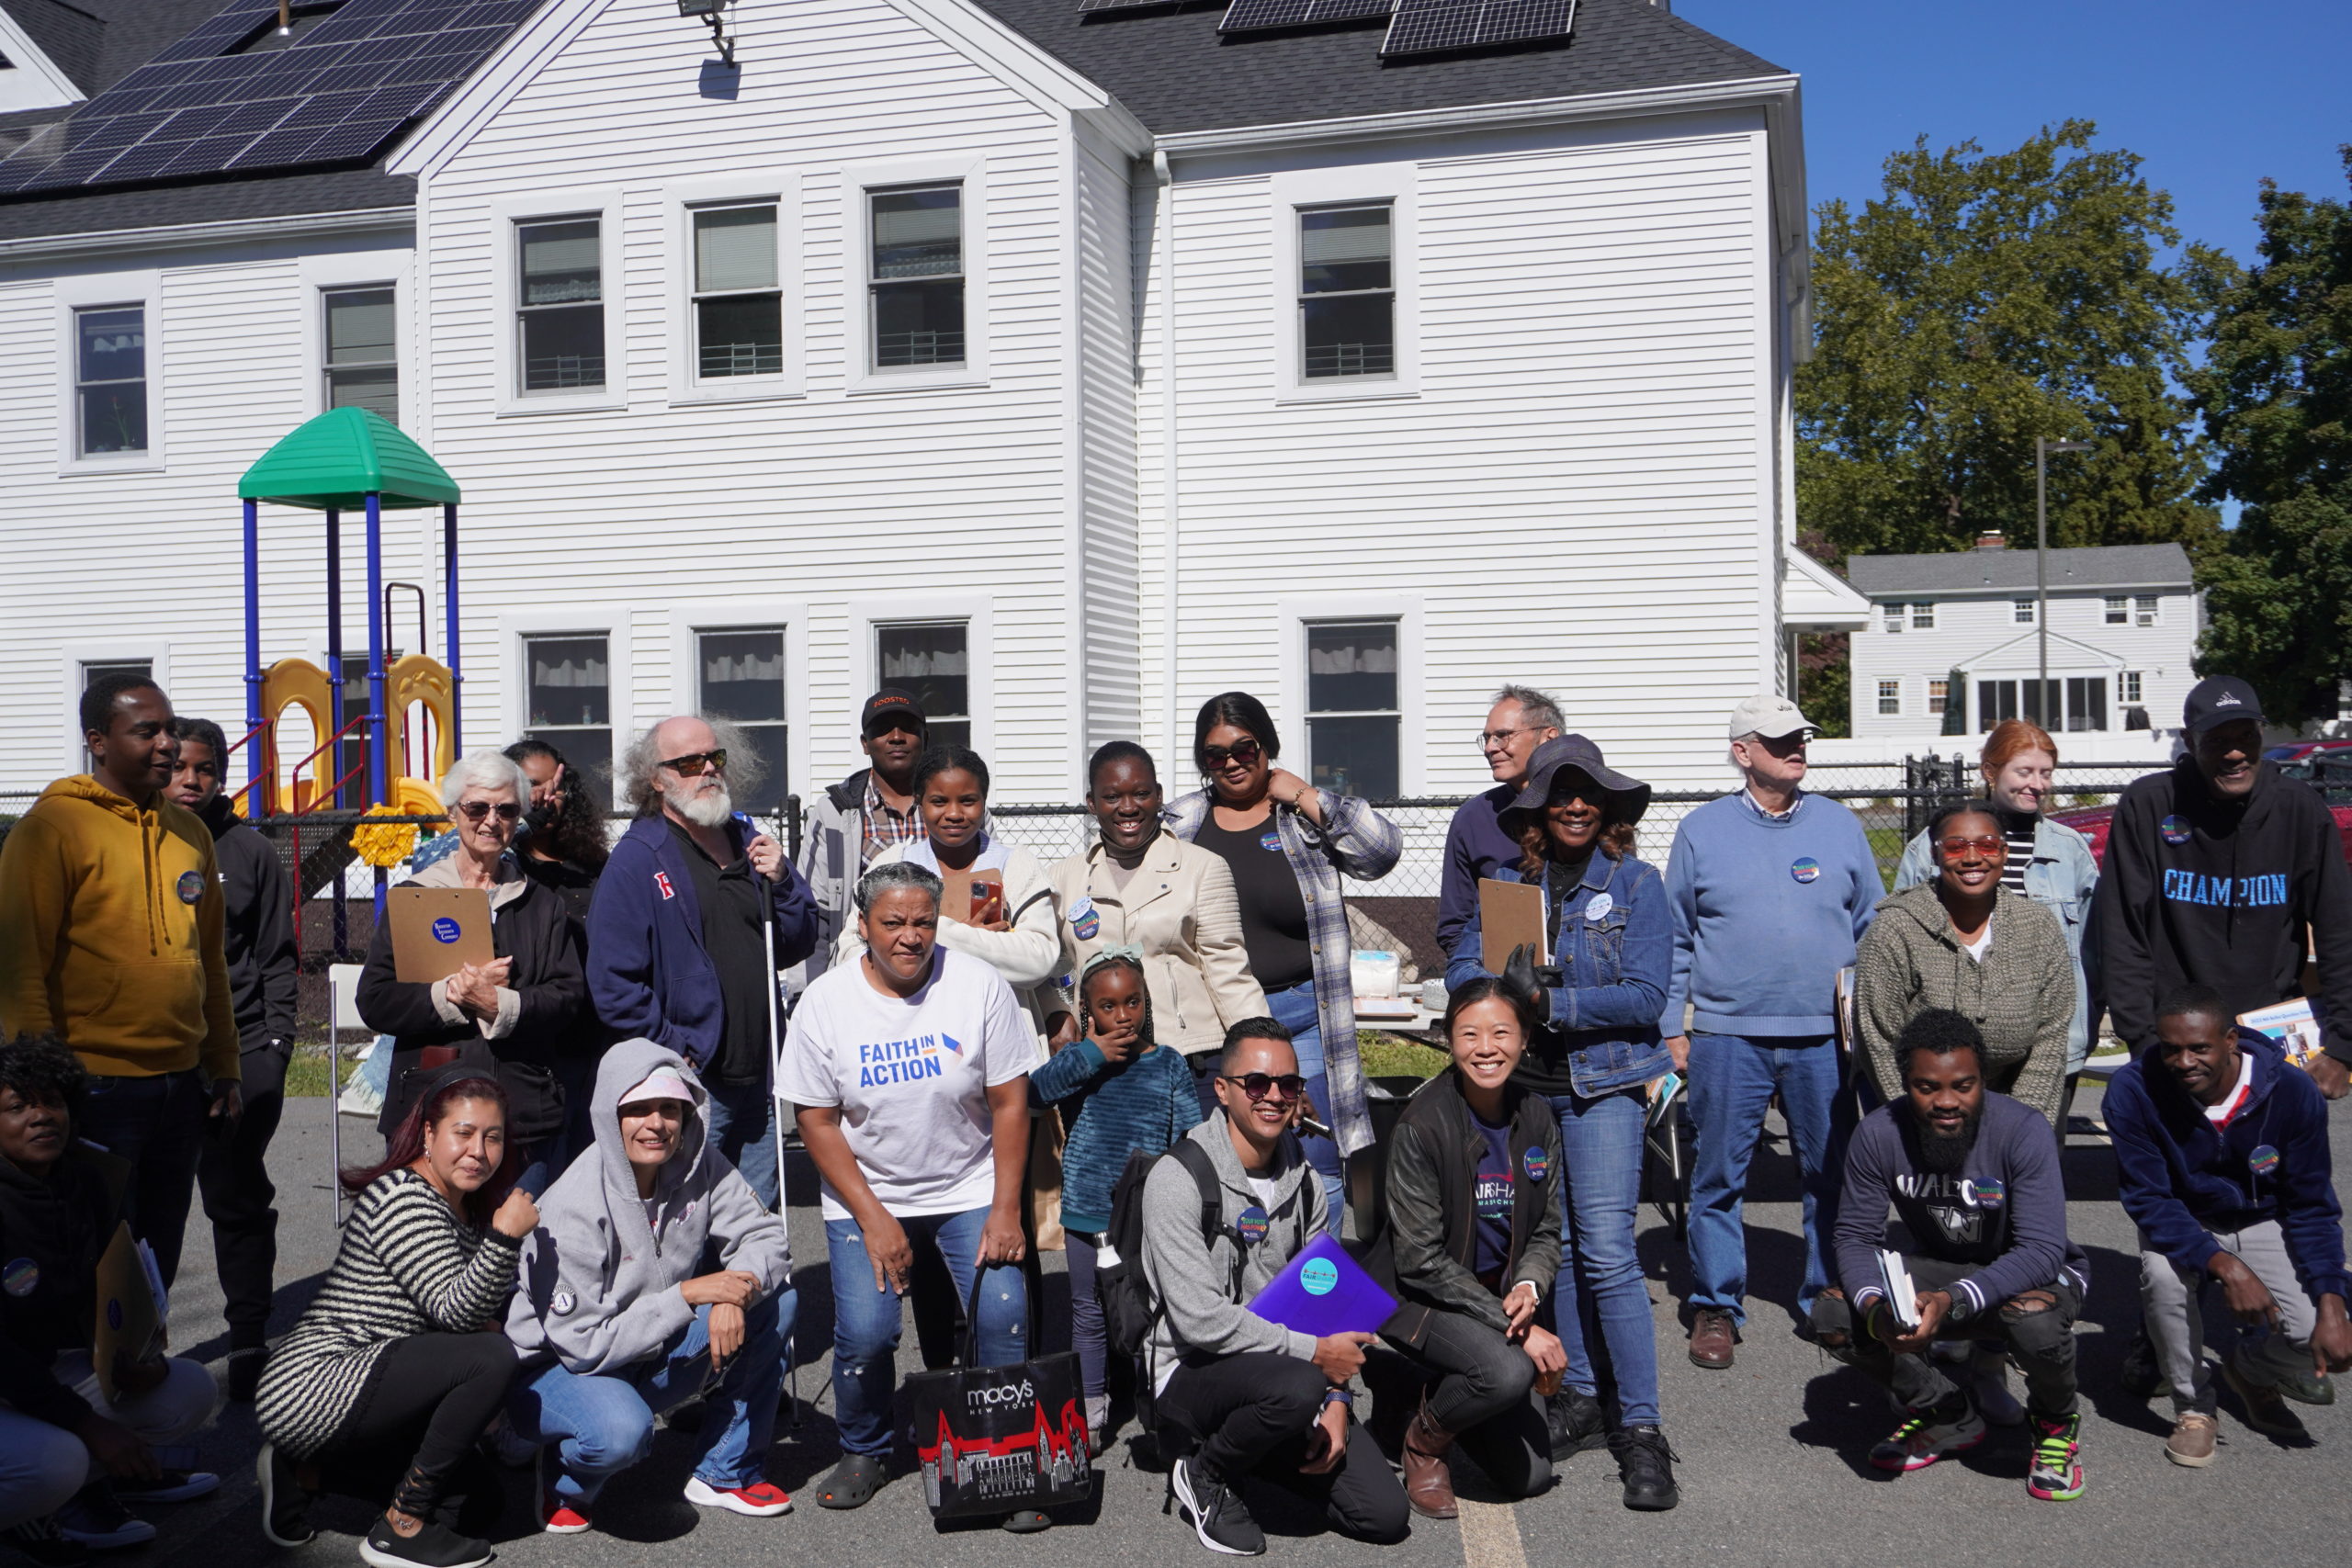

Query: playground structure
[[232, 407, 464, 922]]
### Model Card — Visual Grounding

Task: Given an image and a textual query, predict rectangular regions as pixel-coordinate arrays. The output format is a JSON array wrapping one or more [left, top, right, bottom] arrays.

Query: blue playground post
[[242, 500, 261, 756], [366, 491, 390, 923], [443, 502, 462, 751]]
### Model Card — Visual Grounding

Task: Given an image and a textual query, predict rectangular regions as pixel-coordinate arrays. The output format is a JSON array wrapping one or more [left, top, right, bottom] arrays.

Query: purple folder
[[1245, 1233, 1398, 1337]]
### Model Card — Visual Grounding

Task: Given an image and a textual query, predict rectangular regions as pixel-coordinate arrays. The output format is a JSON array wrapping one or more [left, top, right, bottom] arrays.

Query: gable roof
[[0, 0, 227, 96], [5, 0, 107, 91], [1846, 543, 2196, 598], [967, 0, 1782, 134]]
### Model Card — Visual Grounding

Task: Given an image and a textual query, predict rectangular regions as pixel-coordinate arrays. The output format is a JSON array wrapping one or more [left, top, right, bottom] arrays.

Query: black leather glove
[[1500, 942, 1553, 1023]]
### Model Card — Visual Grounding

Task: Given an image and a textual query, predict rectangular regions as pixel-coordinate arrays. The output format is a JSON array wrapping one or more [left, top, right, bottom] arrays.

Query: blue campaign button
[[431, 916, 462, 944]]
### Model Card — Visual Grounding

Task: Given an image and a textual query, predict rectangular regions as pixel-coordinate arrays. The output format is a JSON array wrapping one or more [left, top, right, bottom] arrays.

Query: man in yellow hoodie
[[0, 672, 240, 1286]]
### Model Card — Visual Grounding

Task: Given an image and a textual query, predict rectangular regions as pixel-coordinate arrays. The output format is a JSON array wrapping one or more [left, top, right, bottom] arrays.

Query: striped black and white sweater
[[255, 1168, 521, 1459]]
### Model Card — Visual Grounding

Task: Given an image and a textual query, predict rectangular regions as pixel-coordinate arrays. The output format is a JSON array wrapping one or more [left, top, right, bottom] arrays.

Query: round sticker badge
[[1235, 1205, 1271, 1244], [1069, 897, 1101, 942], [1523, 1146, 1551, 1183], [1965, 1178, 2006, 1211], [1299, 1258, 1340, 1297], [430, 916, 462, 944], [552, 1290, 576, 1316], [1259, 832, 1283, 853], [2250, 1145, 2281, 1179], [175, 869, 206, 905], [2, 1258, 37, 1297], [1584, 892, 1613, 922], [1790, 857, 1822, 885], [2160, 815, 2193, 846]]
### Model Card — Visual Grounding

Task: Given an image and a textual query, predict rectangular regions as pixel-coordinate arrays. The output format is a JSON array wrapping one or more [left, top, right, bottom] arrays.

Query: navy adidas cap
[[2182, 675, 2263, 735]]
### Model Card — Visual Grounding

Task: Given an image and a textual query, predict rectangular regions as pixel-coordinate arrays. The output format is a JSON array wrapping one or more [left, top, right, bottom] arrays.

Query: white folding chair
[[326, 964, 367, 1230]]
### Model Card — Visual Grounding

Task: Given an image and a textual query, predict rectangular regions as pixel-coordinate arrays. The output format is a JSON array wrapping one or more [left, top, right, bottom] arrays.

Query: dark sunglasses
[[661, 749, 728, 775], [457, 799, 523, 822], [1938, 835, 2005, 856], [1203, 737, 1263, 771], [1219, 1071, 1305, 1101]]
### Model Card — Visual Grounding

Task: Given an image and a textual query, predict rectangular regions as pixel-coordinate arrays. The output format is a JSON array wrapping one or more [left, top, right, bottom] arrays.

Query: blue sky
[[1676, 0, 2352, 265]]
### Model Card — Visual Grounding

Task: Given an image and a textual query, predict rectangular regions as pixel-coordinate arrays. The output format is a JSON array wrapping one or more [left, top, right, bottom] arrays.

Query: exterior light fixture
[[678, 0, 734, 61]]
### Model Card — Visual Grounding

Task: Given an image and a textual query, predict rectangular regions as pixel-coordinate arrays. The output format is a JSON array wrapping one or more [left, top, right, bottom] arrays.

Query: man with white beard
[[587, 715, 818, 1207]]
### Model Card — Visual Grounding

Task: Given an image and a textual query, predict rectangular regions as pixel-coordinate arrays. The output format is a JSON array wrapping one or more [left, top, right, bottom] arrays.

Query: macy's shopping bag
[[905, 1277, 1091, 1519]]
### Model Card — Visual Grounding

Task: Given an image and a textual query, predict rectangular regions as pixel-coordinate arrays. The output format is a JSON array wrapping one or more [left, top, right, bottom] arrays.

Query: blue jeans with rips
[[826, 1205, 1028, 1457], [1545, 1087, 1660, 1427], [1683, 1032, 1839, 1326], [1266, 978, 1344, 1236]]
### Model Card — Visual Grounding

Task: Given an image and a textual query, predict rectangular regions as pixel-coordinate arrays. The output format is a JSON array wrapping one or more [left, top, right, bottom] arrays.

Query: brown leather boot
[[1401, 1401, 1460, 1520]]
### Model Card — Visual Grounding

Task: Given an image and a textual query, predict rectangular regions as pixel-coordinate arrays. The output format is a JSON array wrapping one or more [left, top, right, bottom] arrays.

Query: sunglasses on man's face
[[661, 749, 728, 776], [1220, 1071, 1306, 1101], [458, 800, 523, 823], [1203, 737, 1263, 771]]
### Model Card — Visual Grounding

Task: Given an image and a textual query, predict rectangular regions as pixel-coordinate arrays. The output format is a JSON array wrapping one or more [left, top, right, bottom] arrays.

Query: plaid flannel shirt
[[859, 774, 927, 868], [1166, 786, 1403, 1156]]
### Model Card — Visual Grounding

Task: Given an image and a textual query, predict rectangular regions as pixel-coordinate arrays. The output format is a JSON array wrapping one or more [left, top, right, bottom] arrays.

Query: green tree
[[2186, 150, 2352, 725], [1797, 120, 2221, 564]]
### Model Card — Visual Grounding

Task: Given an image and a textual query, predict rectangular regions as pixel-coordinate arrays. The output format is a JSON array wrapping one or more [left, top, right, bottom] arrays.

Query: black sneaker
[[1608, 1425, 1679, 1511], [1, 1515, 92, 1567], [2118, 1325, 2162, 1400], [1545, 1388, 1608, 1461], [357, 1516, 494, 1568], [257, 1443, 316, 1548], [1170, 1455, 1264, 1557]]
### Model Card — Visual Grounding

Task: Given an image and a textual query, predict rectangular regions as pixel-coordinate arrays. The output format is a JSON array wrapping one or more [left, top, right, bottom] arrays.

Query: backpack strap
[[1168, 1138, 1225, 1255]]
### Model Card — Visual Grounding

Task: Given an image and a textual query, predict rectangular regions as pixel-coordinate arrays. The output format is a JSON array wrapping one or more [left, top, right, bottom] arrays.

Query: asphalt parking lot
[[75, 1081, 2352, 1568]]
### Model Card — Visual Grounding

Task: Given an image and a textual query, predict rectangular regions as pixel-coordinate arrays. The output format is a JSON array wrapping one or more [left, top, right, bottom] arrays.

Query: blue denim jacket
[[1894, 815, 2100, 1069], [1445, 852, 1671, 1098]]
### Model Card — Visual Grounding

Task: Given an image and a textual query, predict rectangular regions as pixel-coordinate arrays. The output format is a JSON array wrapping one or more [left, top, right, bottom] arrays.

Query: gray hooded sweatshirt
[[1139, 1111, 1327, 1392], [505, 1038, 791, 1374]]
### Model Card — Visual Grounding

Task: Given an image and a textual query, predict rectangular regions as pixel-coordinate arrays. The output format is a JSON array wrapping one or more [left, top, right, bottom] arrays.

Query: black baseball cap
[[2182, 675, 2263, 735], [860, 688, 925, 735]]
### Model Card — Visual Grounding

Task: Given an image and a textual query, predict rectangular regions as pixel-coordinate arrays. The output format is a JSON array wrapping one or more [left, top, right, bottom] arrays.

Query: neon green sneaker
[[2026, 1410, 2085, 1501]]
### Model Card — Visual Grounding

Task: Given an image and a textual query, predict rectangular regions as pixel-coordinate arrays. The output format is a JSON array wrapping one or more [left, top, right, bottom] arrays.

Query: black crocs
[[814, 1454, 888, 1510]]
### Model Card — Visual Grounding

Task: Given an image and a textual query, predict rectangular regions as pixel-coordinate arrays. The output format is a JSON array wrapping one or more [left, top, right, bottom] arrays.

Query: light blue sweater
[[1658, 791, 1880, 1037]]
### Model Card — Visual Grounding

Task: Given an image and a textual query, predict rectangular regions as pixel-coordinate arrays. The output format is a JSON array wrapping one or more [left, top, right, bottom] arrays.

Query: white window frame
[[665, 173, 804, 405], [2120, 671, 2143, 705], [845, 595, 995, 761], [1269, 163, 1419, 404], [1928, 679, 1949, 716], [840, 156, 988, 395], [2134, 594, 2160, 627], [501, 611, 630, 810], [53, 269, 163, 475], [1881, 602, 1905, 634], [298, 248, 412, 420], [1876, 679, 1902, 716], [664, 601, 810, 804], [1910, 601, 1935, 630], [2103, 595, 2128, 626], [491, 188, 625, 416], [2012, 599, 2035, 625], [58, 642, 172, 772], [1273, 594, 1424, 797]]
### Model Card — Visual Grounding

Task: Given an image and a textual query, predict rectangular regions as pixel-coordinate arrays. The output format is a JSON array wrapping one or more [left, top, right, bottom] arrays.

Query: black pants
[[315, 1333, 517, 1525], [1811, 1255, 2080, 1417], [1397, 1310, 1552, 1500], [198, 1040, 289, 1350], [1156, 1353, 1410, 1545]]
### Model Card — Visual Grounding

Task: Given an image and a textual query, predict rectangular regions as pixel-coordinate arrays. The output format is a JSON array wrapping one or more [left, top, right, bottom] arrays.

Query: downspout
[[1156, 147, 1179, 764]]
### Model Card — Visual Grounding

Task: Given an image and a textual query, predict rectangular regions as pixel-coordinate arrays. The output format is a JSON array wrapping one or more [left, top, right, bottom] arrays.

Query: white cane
[[754, 845, 802, 1427]]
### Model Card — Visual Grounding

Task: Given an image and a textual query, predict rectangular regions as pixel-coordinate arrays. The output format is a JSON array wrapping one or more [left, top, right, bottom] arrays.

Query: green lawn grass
[[284, 1045, 366, 1099], [1360, 1032, 1448, 1080]]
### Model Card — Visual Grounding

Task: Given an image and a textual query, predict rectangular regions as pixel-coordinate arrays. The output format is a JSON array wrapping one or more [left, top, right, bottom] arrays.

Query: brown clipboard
[[1478, 877, 1548, 975], [388, 885, 495, 984], [92, 1221, 161, 1400]]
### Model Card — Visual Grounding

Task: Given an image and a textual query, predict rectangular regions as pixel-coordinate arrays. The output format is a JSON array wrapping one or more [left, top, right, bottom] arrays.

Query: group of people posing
[[2, 665, 2349, 1566]]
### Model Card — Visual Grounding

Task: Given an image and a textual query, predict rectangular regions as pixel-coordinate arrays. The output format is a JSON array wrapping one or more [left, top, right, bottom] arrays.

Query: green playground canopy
[[237, 406, 461, 511]]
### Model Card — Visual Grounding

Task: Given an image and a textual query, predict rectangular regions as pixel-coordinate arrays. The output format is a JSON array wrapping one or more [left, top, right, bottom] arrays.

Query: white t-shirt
[[1962, 925, 1993, 964], [778, 946, 1043, 1221]]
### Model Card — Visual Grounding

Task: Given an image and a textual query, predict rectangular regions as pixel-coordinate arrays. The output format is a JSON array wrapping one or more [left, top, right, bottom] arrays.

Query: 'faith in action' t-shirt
[[778, 946, 1043, 1221]]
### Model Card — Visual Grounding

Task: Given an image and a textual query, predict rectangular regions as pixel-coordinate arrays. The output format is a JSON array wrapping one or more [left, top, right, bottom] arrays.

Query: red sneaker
[[542, 1499, 592, 1535], [684, 1478, 793, 1517]]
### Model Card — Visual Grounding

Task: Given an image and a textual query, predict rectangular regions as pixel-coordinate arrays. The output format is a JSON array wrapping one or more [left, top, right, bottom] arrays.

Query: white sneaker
[[683, 1477, 793, 1517]]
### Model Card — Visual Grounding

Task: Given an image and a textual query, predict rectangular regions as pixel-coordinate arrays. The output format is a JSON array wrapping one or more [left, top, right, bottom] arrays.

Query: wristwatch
[[1322, 1386, 1354, 1407]]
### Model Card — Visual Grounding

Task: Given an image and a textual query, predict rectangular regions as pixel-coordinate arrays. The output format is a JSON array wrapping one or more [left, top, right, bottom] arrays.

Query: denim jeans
[[1683, 1032, 1838, 1325], [77, 1067, 209, 1286], [701, 1072, 780, 1210], [1266, 979, 1344, 1236], [826, 1205, 1028, 1457], [1066, 1231, 1108, 1399], [1545, 1088, 1660, 1426], [512, 1292, 791, 1506]]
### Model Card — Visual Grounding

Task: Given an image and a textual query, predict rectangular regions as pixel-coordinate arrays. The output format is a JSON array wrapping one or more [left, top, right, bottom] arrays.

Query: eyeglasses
[[1938, 835, 2005, 856], [457, 800, 523, 823], [1202, 737, 1263, 771], [1477, 728, 1529, 750], [661, 749, 728, 776], [1219, 1072, 1306, 1101]]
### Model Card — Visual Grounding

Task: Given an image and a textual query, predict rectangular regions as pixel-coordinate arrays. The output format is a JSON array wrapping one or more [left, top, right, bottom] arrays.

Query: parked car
[[2052, 768, 2352, 868], [2264, 739, 2352, 766]]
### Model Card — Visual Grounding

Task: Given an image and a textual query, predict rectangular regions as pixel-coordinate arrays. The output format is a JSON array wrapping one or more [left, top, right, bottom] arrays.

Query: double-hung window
[[1910, 601, 1935, 630], [869, 186, 963, 370], [1882, 603, 1905, 634], [2134, 595, 2160, 627], [692, 203, 782, 380], [1305, 620, 1400, 797], [522, 635, 612, 798], [2013, 599, 2035, 625], [2104, 595, 2128, 625], [517, 218, 605, 392], [1877, 680, 1902, 716], [1298, 204, 1394, 380], [74, 305, 146, 455], [876, 621, 971, 749], [697, 628, 788, 811], [322, 287, 397, 422]]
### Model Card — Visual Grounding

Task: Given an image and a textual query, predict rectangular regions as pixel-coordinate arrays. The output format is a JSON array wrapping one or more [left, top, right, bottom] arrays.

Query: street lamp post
[[2036, 436, 2093, 727]]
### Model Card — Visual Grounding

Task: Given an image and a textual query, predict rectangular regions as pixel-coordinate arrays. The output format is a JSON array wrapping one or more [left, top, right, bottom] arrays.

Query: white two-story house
[[1842, 538, 2200, 759], [0, 0, 1860, 808]]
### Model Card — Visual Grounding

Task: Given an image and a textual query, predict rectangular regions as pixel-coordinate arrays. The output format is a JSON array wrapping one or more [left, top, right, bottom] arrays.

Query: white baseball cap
[[1726, 692, 1816, 741], [616, 1066, 695, 1108]]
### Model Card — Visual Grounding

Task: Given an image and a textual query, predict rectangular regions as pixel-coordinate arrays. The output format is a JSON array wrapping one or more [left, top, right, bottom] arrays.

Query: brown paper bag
[[1026, 1108, 1068, 1252]]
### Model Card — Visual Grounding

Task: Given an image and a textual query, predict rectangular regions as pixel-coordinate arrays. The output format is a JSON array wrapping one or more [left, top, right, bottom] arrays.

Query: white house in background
[[0, 0, 1851, 809], [1840, 538, 2199, 760]]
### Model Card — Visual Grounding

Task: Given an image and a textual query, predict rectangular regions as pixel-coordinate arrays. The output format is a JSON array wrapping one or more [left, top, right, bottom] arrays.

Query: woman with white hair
[[358, 750, 589, 1192]]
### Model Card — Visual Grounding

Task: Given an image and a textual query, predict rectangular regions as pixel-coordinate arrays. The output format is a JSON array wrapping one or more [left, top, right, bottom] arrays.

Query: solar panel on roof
[[1219, 0, 1389, 32], [1378, 0, 1572, 53]]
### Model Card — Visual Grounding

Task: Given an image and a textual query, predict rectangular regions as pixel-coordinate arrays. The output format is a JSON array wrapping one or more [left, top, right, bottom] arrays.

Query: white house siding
[[0, 228, 419, 793], [411, 0, 1083, 807], [1139, 108, 1783, 801], [1073, 121, 1140, 761], [1848, 585, 2200, 747]]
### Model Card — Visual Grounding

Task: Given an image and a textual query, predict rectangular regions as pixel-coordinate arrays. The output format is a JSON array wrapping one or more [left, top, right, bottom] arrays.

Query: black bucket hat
[[1498, 734, 1651, 832]]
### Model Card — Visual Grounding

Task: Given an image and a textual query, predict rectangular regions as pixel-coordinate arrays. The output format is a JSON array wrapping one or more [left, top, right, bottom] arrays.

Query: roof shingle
[[1845, 544, 2196, 597]]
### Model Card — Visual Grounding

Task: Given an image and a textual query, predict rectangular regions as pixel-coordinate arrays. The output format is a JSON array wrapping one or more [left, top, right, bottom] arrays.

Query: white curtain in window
[[521, 222, 601, 304], [532, 649, 607, 688], [703, 649, 784, 683], [695, 207, 777, 293], [1301, 209, 1391, 265], [1307, 635, 1396, 675]]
